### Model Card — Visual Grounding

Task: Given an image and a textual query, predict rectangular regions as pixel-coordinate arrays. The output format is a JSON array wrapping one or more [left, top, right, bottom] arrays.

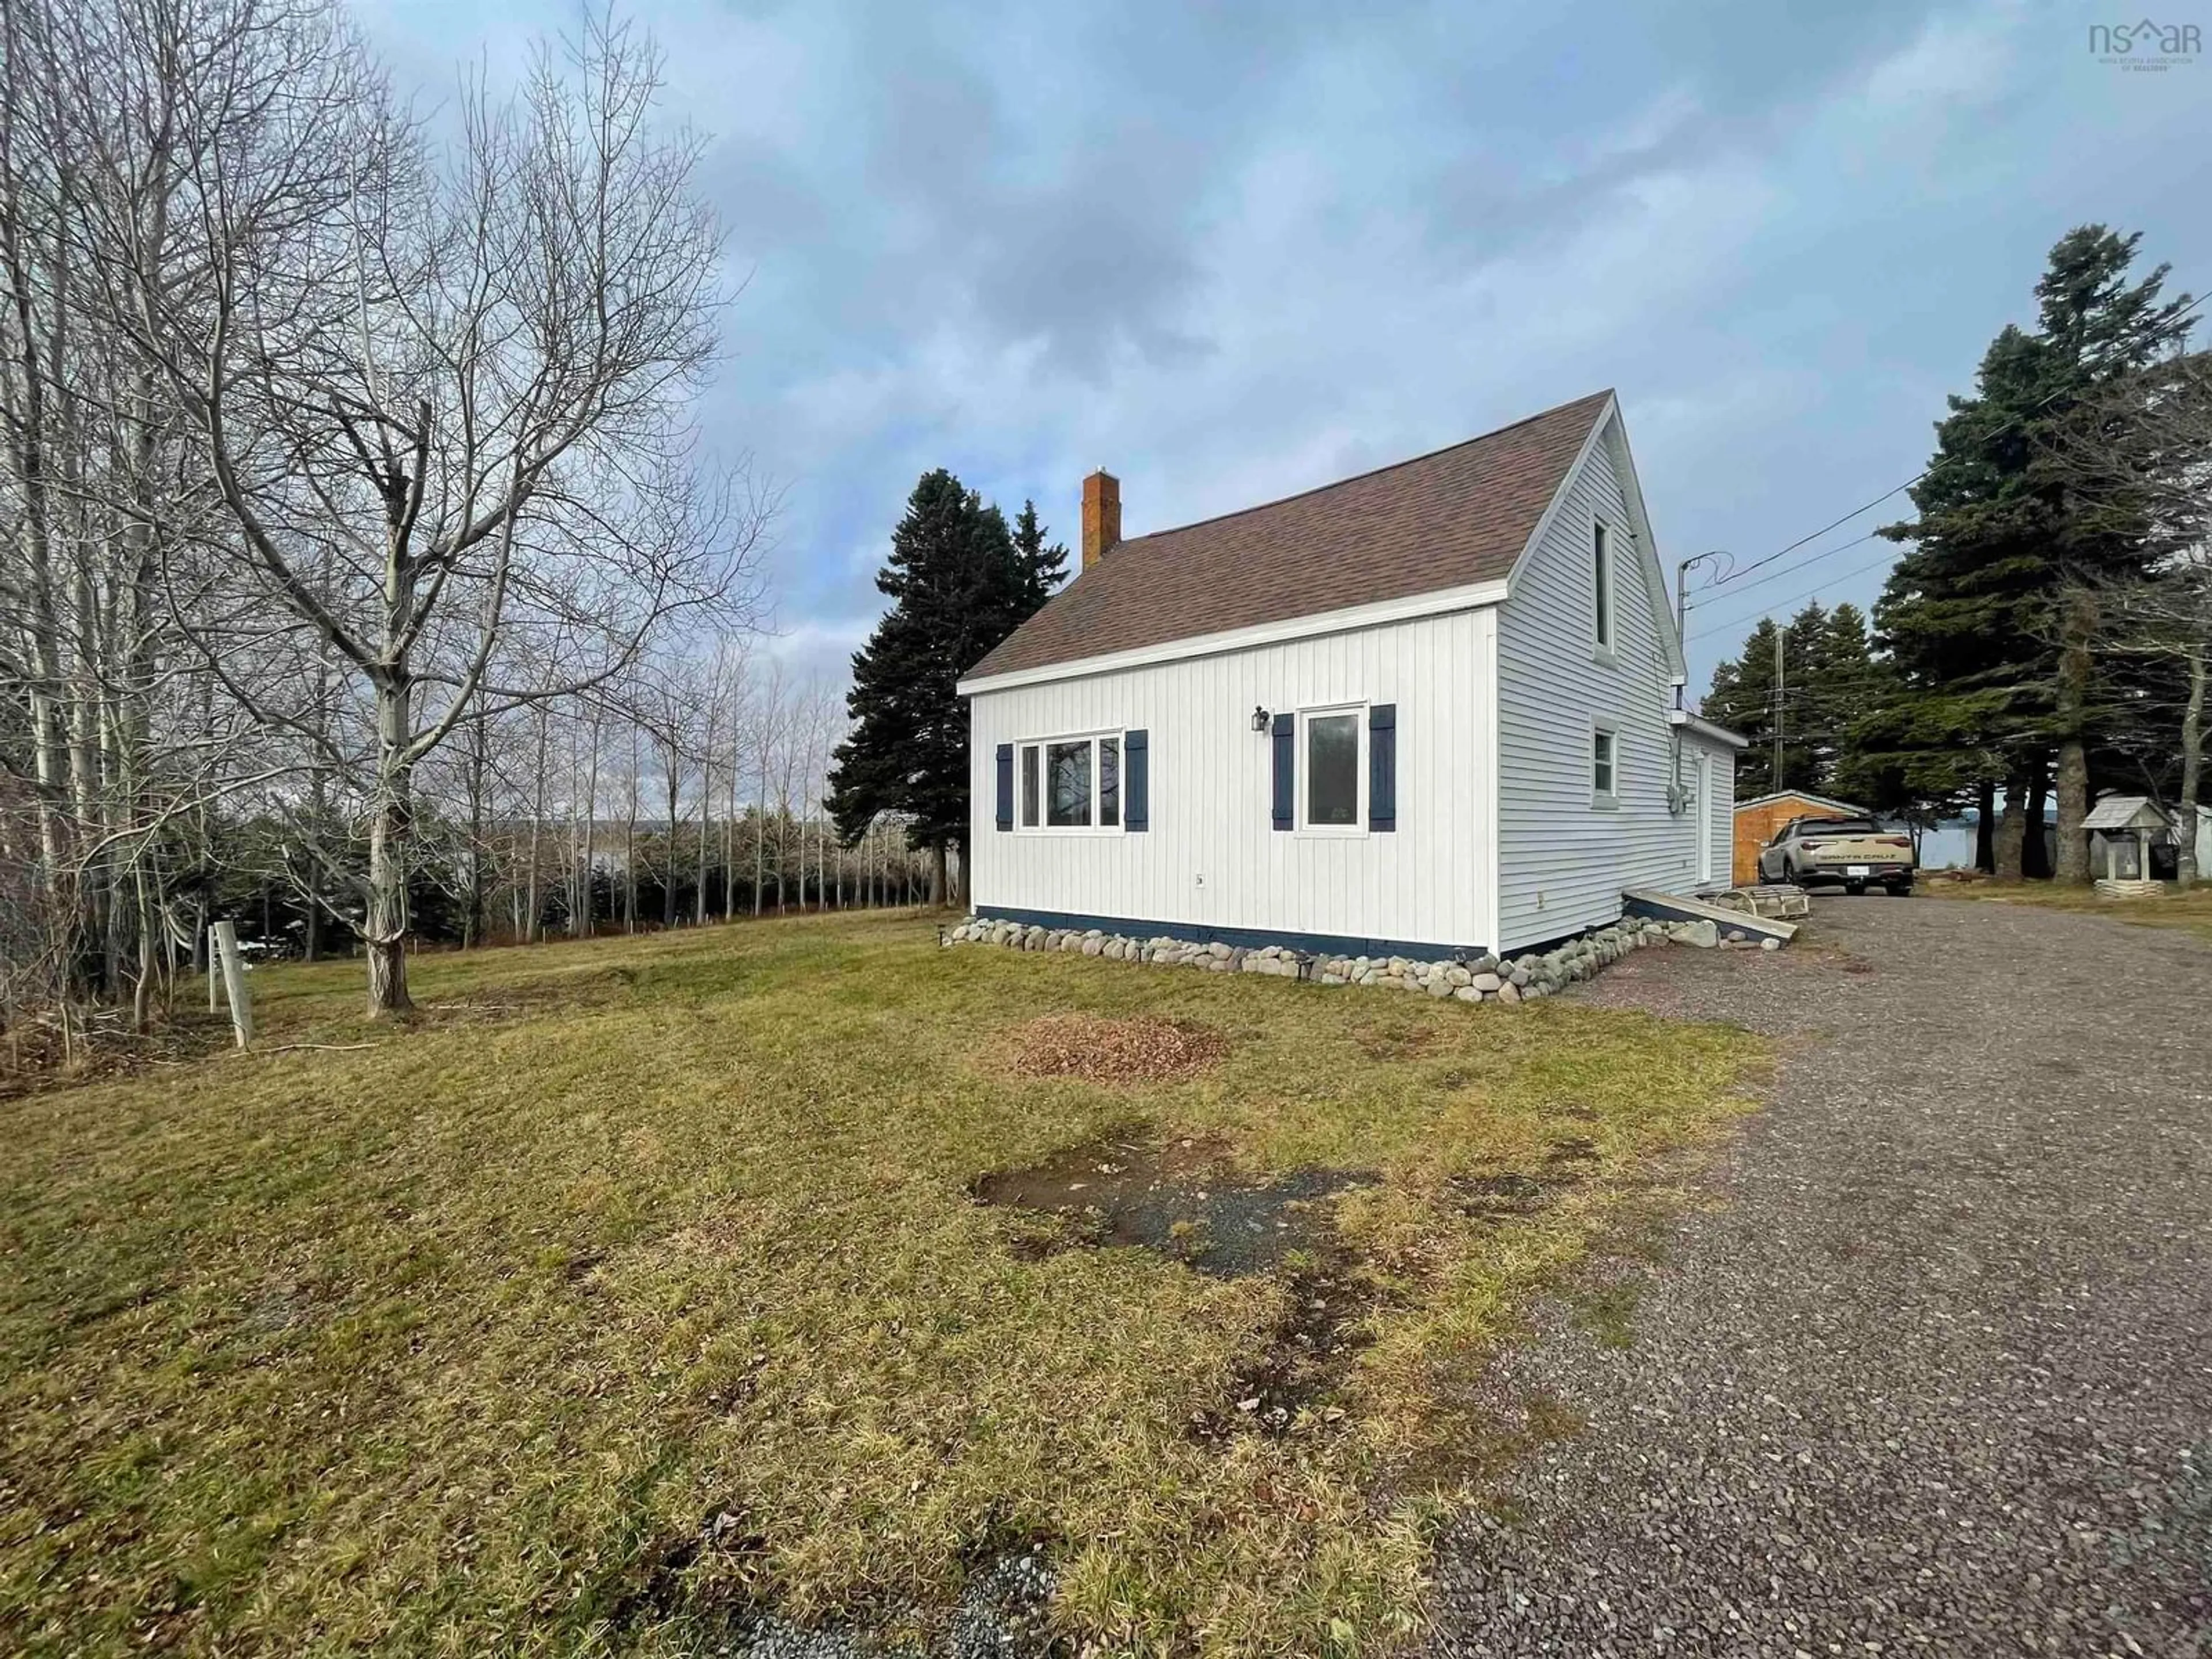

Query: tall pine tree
[[1704, 603, 1887, 799], [1876, 226, 2192, 878], [827, 472, 1065, 902], [1011, 501, 1069, 613]]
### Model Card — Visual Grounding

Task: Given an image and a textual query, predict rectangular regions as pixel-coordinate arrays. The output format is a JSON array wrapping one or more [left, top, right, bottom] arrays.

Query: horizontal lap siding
[[1703, 736, 1736, 887], [968, 608, 1495, 951], [1495, 422, 1703, 950]]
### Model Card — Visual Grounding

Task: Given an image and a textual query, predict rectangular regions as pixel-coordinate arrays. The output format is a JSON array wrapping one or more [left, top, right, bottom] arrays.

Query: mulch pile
[[1002, 1014, 1228, 1085]]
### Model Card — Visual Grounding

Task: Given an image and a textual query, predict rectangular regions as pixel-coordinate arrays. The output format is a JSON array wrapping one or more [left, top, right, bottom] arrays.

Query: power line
[[1688, 550, 1897, 643], [1694, 282, 2210, 605], [1710, 488, 1915, 589], [1696, 530, 1883, 603]]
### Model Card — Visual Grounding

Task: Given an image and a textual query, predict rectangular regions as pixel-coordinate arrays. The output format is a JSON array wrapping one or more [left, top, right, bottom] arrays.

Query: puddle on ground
[[971, 1131, 1366, 1280], [973, 1132, 1377, 1432]]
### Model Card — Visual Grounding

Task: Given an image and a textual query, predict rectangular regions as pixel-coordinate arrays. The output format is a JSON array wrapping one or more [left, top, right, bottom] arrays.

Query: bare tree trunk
[[463, 713, 488, 949], [753, 750, 768, 917], [695, 759, 711, 926], [365, 688, 415, 1017], [2053, 586, 2097, 884], [722, 737, 738, 922], [524, 704, 549, 945], [2023, 753, 2050, 881], [662, 768, 681, 927], [2180, 643, 2204, 889], [1994, 765, 2028, 882], [577, 709, 601, 938]]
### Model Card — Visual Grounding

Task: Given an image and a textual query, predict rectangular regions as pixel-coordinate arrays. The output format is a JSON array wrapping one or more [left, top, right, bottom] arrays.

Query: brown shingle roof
[[965, 389, 1612, 681]]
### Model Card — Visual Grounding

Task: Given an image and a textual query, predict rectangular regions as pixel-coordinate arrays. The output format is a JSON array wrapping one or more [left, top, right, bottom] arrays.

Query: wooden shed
[[1731, 790, 1870, 885]]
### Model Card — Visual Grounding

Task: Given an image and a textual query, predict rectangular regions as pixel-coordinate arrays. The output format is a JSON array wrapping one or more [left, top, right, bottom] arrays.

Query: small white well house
[[2083, 794, 2171, 893]]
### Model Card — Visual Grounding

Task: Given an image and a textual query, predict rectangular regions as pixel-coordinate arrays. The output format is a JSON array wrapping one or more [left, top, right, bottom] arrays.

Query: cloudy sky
[[361, 0, 2210, 698]]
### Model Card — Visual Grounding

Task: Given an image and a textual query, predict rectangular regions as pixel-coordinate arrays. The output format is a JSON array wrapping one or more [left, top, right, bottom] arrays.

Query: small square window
[[1592, 728, 1617, 797]]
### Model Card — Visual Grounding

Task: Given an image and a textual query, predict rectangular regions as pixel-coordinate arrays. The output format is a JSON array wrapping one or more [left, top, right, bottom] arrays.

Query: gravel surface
[[1432, 895, 2212, 1657]]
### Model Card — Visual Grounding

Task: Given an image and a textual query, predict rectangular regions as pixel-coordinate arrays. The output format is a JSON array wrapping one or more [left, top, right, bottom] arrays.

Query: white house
[[955, 391, 1744, 959]]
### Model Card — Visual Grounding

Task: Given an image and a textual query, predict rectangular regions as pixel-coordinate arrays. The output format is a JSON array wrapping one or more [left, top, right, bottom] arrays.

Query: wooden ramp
[[1622, 887, 1801, 944]]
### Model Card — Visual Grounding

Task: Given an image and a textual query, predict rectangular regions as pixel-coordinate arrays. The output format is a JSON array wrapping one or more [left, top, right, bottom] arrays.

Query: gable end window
[[1592, 518, 1615, 654], [1018, 733, 1123, 832]]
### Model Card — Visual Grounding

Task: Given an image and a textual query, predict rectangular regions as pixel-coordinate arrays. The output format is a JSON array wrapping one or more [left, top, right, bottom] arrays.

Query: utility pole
[[1673, 551, 1726, 710], [1772, 624, 1786, 790]]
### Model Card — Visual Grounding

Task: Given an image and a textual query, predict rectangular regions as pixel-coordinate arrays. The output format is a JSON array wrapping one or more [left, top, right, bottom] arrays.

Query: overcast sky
[[362, 0, 2211, 699]]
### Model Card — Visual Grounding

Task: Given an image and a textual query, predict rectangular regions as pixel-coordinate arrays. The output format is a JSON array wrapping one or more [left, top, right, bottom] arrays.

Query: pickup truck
[[1755, 815, 1916, 895]]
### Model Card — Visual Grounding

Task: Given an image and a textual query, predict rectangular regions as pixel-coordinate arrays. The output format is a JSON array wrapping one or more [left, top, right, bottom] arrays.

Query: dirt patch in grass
[[997, 1013, 1229, 1085], [975, 1131, 1380, 1432], [1196, 1252, 1375, 1438], [1448, 1140, 1599, 1223], [972, 1131, 1364, 1280], [1352, 1018, 1444, 1062]]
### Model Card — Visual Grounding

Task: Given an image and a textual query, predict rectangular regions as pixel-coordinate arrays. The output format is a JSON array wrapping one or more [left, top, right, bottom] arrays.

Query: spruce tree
[[1011, 501, 1070, 612], [827, 471, 1047, 903], [1876, 225, 2192, 878], [1702, 607, 1831, 796]]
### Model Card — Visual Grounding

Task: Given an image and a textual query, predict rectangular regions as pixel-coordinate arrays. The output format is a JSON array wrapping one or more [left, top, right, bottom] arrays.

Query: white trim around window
[[1015, 730, 1124, 834], [1592, 516, 1618, 662], [1297, 702, 1368, 837], [1590, 717, 1619, 809]]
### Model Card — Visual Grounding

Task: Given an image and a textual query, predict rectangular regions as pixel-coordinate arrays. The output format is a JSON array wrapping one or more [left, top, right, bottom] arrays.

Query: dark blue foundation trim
[[971, 905, 1488, 961]]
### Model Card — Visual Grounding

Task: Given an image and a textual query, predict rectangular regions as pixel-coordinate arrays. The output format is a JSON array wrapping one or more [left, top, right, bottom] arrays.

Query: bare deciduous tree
[[71, 3, 764, 1014]]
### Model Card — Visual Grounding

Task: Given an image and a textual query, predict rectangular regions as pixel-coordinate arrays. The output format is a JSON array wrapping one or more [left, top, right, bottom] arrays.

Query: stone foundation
[[944, 914, 1713, 1004]]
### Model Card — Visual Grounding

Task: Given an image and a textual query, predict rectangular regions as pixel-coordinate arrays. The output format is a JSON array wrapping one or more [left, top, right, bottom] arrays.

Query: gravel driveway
[[1432, 896, 2212, 1658]]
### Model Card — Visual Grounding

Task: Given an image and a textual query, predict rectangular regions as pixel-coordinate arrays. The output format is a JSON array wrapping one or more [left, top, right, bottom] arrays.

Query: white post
[[212, 921, 253, 1049], [207, 927, 218, 1013]]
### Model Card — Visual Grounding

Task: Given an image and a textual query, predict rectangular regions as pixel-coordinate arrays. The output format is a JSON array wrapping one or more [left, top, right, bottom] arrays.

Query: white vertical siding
[[1494, 417, 1705, 950], [968, 607, 1496, 952]]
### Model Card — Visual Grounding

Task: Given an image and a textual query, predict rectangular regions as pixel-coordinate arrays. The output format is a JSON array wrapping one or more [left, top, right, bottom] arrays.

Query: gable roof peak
[[965, 388, 1616, 683]]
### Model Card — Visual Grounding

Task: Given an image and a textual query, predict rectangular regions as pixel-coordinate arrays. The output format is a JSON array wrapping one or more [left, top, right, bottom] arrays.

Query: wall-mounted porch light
[[1250, 705, 1271, 733]]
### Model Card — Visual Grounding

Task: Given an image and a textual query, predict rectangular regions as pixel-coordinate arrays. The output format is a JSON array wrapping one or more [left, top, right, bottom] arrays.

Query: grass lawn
[[0, 911, 1760, 1657], [1921, 877, 2212, 942]]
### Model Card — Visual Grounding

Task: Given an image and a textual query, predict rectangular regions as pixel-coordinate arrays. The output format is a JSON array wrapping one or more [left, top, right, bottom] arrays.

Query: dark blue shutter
[[1271, 712, 1295, 830], [1369, 704, 1397, 831], [1124, 730, 1149, 830], [994, 743, 1013, 831]]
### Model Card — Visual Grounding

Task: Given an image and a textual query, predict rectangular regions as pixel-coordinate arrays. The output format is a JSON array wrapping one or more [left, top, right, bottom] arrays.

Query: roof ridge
[[1106, 388, 1613, 550]]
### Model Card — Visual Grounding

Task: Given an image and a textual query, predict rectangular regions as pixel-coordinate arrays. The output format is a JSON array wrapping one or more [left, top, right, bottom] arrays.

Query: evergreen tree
[[827, 471, 1050, 902], [1705, 599, 1966, 839], [1011, 501, 1070, 611], [1702, 607, 1831, 797], [1876, 225, 2192, 878]]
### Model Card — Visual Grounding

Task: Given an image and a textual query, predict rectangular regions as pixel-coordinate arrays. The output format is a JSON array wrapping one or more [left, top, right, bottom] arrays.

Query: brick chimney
[[1081, 470, 1121, 570]]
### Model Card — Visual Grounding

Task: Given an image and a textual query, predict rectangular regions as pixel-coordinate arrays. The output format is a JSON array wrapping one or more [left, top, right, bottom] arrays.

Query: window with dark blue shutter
[[994, 743, 1013, 831], [1369, 703, 1396, 831], [1271, 711, 1295, 830], [1124, 730, 1149, 830]]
